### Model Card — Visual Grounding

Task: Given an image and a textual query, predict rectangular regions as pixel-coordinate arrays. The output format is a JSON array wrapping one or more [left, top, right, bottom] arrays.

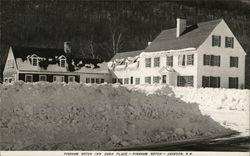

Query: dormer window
[[212, 35, 221, 47], [59, 56, 66, 67], [31, 55, 38, 66]]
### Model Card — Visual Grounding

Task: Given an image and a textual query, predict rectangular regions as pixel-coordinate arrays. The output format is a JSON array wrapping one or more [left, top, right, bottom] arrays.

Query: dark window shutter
[[219, 36, 221, 47], [232, 38, 234, 48]]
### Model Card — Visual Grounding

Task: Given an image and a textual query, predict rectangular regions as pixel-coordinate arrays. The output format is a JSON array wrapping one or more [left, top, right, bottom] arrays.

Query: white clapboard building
[[108, 18, 246, 88]]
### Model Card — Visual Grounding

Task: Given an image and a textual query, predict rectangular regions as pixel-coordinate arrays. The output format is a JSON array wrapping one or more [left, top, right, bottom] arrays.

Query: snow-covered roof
[[110, 50, 143, 61], [144, 19, 223, 52], [11, 46, 110, 74]]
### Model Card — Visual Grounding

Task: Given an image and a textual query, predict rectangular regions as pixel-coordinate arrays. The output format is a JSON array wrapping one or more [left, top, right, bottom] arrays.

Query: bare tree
[[99, 26, 125, 56]]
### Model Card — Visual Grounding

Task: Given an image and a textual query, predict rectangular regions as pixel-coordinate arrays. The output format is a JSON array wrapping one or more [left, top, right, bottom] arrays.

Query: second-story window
[[225, 37, 234, 48], [212, 35, 221, 47], [187, 54, 194, 65], [203, 54, 220, 66], [154, 57, 160, 67], [145, 58, 151, 68], [166, 56, 173, 67], [230, 56, 238, 68], [178, 55, 185, 66], [59, 56, 66, 67]]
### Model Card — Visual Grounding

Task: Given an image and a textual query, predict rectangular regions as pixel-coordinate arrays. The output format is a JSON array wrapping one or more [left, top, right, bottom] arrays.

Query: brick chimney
[[64, 42, 71, 54], [176, 18, 187, 38]]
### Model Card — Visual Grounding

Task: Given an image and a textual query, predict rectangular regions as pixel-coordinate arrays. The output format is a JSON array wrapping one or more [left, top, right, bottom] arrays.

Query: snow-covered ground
[[128, 85, 250, 137], [0, 82, 234, 150]]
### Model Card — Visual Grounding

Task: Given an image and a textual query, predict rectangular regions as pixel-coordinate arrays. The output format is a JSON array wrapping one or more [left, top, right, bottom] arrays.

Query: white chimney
[[148, 42, 152, 46], [64, 42, 71, 54], [176, 18, 187, 38]]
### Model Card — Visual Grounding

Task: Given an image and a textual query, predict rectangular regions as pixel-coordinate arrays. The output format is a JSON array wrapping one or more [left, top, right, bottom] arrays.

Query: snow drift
[[0, 82, 233, 150], [128, 84, 250, 136]]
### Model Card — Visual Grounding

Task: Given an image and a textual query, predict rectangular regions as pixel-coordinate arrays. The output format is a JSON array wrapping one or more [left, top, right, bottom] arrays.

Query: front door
[[162, 75, 166, 84]]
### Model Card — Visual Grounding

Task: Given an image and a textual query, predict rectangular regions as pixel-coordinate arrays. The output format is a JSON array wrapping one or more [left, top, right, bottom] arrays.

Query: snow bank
[[128, 84, 250, 136], [0, 82, 232, 150]]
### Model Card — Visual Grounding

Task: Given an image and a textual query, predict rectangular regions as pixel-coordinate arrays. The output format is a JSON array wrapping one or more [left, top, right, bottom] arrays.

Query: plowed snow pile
[[0, 82, 233, 150], [129, 85, 250, 136]]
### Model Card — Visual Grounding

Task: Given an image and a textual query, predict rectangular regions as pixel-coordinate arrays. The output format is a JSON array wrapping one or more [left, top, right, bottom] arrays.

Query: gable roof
[[11, 46, 65, 60], [144, 19, 223, 52], [110, 50, 143, 61]]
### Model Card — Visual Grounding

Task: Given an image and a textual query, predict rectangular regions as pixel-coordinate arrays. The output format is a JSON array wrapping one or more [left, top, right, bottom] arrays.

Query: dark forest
[[0, 0, 250, 88]]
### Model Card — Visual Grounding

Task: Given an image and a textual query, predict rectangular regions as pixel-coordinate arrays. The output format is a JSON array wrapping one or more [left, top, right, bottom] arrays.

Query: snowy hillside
[[128, 85, 250, 136], [0, 82, 233, 150]]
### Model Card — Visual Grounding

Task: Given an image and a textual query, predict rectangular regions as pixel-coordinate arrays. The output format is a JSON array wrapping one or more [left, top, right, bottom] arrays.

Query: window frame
[[145, 76, 151, 84], [229, 77, 238, 89], [153, 76, 160, 84], [212, 35, 221, 47], [187, 54, 194, 66], [154, 57, 160, 67], [145, 58, 151, 68], [39, 75, 47, 81], [25, 74, 33, 82], [202, 76, 220, 88], [177, 76, 194, 87], [230, 56, 238, 68], [225, 36, 234, 48], [166, 56, 173, 67], [68, 76, 75, 82], [53, 76, 65, 82], [59, 56, 66, 67], [135, 78, 140, 85]]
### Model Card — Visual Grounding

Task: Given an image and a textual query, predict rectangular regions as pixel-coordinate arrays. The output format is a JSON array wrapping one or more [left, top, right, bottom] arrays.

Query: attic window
[[212, 35, 221, 47], [31, 55, 38, 66], [59, 56, 66, 67], [225, 37, 234, 48]]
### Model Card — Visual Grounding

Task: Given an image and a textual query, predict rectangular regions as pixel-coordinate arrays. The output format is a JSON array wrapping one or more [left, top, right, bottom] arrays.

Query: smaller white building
[[108, 18, 246, 89]]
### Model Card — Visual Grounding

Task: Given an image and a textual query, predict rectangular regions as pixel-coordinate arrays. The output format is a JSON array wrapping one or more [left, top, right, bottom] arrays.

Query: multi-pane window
[[101, 79, 105, 83], [145, 58, 151, 68], [166, 56, 173, 67], [187, 54, 194, 65], [178, 55, 186, 66], [32, 57, 38, 66], [154, 57, 160, 67], [7, 60, 14, 68], [177, 76, 194, 87], [118, 78, 123, 84], [212, 35, 221, 47], [135, 78, 140, 85], [124, 78, 129, 84], [91, 78, 95, 83], [153, 76, 160, 83], [225, 37, 234, 48], [60, 57, 66, 67], [230, 56, 238, 68], [145, 76, 151, 84], [202, 76, 220, 88], [96, 78, 100, 84], [53, 76, 64, 82], [229, 77, 238, 89], [203, 54, 220, 66], [39, 75, 47, 81], [68, 76, 75, 82], [25, 75, 33, 82], [86, 78, 90, 83]]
